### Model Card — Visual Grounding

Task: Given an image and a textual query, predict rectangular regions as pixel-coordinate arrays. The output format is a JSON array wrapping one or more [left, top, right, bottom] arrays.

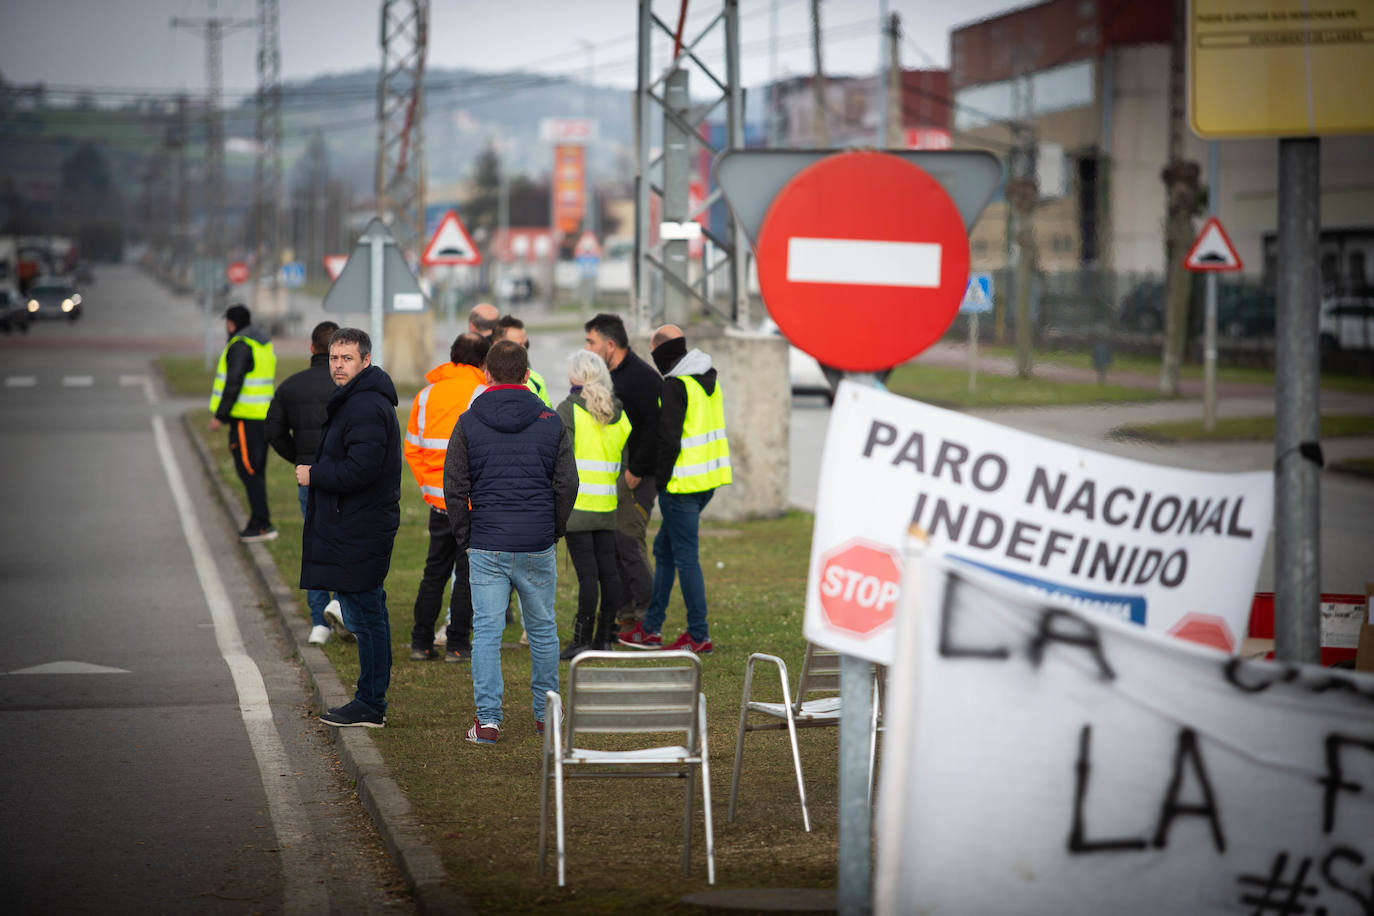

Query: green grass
[[158, 355, 424, 402], [886, 361, 1173, 408], [974, 344, 1374, 394], [188, 406, 842, 912], [1113, 413, 1374, 442]]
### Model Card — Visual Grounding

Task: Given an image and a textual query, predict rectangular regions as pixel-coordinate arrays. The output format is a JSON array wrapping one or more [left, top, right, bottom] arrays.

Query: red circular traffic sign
[[226, 260, 251, 285], [817, 539, 903, 638], [756, 151, 969, 372]]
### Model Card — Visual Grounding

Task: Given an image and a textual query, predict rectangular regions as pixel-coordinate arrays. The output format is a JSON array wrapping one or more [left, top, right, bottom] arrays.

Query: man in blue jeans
[[297, 328, 403, 728], [618, 325, 732, 655], [265, 320, 346, 645], [444, 339, 577, 744]]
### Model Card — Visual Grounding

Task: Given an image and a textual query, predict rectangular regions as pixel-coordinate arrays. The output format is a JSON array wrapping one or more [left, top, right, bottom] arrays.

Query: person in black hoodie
[[444, 340, 578, 744], [265, 320, 341, 646], [297, 328, 403, 728], [617, 325, 732, 655]]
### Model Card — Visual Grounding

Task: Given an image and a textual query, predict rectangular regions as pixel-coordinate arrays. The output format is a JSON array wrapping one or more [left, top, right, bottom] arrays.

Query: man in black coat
[[296, 328, 402, 728], [265, 320, 341, 646], [583, 313, 661, 636]]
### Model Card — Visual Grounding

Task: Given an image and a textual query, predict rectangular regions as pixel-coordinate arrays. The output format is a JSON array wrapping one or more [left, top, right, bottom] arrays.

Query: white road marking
[[151, 414, 323, 912], [63, 375, 94, 387], [785, 237, 942, 288], [123, 373, 158, 404], [5, 376, 37, 388], [4, 661, 131, 675]]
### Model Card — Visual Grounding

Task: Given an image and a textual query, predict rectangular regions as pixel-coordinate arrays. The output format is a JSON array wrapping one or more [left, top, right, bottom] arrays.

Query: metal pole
[[838, 654, 873, 915], [663, 67, 691, 327], [969, 312, 979, 394], [1203, 140, 1219, 431], [370, 234, 386, 368], [1273, 137, 1321, 664], [876, 0, 889, 146]]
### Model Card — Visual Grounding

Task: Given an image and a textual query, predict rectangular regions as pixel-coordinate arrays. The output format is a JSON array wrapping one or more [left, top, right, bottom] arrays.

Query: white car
[[1319, 297, 1374, 351], [760, 317, 834, 404]]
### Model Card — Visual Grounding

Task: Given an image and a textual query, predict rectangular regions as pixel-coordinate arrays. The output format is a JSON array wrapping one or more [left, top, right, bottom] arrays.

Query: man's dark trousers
[[411, 507, 473, 652], [229, 418, 271, 525]]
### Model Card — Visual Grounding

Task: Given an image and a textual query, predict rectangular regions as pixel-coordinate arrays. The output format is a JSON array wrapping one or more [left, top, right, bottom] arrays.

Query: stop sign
[[817, 539, 903, 638], [226, 260, 250, 285], [755, 151, 970, 372]]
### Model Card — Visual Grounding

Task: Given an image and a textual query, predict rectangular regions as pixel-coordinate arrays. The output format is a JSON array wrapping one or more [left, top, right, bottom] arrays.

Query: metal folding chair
[[538, 650, 714, 887], [728, 642, 882, 832]]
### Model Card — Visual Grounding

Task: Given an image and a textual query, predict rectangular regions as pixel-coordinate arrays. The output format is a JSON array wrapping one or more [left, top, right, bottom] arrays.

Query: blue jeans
[[643, 489, 714, 641], [336, 585, 392, 717], [298, 485, 334, 626], [468, 546, 558, 725]]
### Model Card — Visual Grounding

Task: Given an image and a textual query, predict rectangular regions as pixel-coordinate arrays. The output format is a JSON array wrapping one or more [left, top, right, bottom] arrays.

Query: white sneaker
[[323, 600, 356, 643], [433, 629, 447, 646], [308, 624, 331, 645], [519, 629, 529, 646]]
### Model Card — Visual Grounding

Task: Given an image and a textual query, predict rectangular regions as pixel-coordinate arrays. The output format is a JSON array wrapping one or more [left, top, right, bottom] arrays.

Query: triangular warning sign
[[1184, 217, 1243, 272], [963, 277, 988, 305], [422, 210, 482, 266]]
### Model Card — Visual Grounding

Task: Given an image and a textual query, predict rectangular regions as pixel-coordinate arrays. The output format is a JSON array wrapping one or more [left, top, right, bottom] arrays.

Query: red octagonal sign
[[817, 539, 903, 638], [756, 151, 970, 373], [226, 260, 251, 285]]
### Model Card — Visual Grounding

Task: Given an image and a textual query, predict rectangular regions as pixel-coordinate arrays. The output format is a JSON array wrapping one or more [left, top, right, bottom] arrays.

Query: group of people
[[209, 302, 732, 742]]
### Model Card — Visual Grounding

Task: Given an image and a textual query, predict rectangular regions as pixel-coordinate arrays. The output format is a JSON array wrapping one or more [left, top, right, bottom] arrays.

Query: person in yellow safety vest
[[493, 315, 552, 407], [554, 350, 632, 658], [209, 304, 278, 542], [617, 324, 731, 656], [404, 332, 491, 663]]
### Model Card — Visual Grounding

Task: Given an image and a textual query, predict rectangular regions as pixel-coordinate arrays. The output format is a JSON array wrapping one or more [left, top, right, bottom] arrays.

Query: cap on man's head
[[224, 304, 252, 330]]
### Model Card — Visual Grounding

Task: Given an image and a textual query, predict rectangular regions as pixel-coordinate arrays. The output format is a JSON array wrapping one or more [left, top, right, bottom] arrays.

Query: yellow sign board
[[1189, 0, 1374, 138]]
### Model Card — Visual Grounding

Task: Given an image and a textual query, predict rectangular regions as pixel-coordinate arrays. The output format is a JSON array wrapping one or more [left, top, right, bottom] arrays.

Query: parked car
[[1319, 297, 1374, 351], [1116, 277, 1275, 338], [0, 284, 32, 333], [25, 276, 82, 321]]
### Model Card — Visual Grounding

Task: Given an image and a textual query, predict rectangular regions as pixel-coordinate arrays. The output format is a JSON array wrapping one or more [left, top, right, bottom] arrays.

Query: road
[[0, 266, 409, 914]]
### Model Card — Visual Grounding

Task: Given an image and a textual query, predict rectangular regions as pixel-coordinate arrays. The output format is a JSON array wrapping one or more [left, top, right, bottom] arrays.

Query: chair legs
[[698, 696, 716, 885]]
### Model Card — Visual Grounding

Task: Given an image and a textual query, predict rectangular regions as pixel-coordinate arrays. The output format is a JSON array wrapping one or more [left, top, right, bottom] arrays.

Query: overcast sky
[[2, 0, 1015, 99]]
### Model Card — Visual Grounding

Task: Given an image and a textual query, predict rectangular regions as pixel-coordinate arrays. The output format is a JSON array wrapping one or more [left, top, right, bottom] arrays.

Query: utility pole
[[252, 0, 283, 320], [171, 4, 255, 262], [633, 0, 748, 330], [377, 0, 429, 381], [1159, 0, 1200, 394], [885, 13, 902, 148], [810, 0, 828, 146], [1008, 50, 1039, 379]]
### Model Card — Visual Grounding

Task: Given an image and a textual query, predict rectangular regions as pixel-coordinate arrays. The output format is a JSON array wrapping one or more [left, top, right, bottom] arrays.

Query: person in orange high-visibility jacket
[[404, 332, 490, 662]]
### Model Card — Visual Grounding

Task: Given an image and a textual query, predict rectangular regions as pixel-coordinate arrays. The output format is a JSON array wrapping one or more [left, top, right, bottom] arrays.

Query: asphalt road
[[0, 266, 409, 914]]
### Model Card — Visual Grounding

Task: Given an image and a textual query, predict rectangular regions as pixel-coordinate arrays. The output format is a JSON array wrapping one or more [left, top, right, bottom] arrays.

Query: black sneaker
[[239, 522, 278, 543], [410, 645, 442, 661], [444, 648, 471, 664], [320, 700, 385, 728]]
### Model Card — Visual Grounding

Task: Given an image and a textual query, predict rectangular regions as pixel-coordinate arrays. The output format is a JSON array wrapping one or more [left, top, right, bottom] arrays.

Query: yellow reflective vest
[[527, 368, 552, 407], [209, 334, 276, 420], [572, 403, 631, 513], [667, 376, 731, 494]]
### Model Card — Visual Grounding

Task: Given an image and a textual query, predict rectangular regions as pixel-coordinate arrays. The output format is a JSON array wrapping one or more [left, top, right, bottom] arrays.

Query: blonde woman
[[555, 350, 632, 658]]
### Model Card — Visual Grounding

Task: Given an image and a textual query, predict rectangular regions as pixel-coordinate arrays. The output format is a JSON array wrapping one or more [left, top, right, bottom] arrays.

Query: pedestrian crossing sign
[[959, 272, 993, 314]]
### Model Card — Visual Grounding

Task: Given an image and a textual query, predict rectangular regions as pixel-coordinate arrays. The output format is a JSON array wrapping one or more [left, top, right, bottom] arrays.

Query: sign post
[[323, 217, 428, 369], [720, 148, 1001, 915], [960, 272, 994, 394]]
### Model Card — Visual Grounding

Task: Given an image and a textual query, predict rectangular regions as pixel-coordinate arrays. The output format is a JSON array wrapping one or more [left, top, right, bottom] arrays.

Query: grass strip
[[187, 406, 844, 913], [1112, 414, 1374, 443], [886, 361, 1172, 408]]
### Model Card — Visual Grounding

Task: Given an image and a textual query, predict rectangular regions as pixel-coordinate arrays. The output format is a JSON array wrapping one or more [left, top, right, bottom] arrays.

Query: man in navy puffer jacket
[[444, 339, 577, 744]]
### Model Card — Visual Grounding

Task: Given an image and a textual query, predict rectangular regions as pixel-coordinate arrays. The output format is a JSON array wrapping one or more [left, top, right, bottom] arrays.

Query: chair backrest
[[565, 650, 703, 748], [793, 643, 842, 713]]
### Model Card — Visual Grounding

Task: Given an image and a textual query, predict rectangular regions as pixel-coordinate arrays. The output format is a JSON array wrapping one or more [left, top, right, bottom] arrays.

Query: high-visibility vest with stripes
[[572, 403, 631, 513], [667, 376, 732, 494], [404, 361, 485, 511], [209, 335, 276, 420]]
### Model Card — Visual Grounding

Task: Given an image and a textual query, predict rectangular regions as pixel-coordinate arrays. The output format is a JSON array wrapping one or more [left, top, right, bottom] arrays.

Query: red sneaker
[[617, 622, 662, 650], [666, 631, 713, 655], [465, 717, 500, 745]]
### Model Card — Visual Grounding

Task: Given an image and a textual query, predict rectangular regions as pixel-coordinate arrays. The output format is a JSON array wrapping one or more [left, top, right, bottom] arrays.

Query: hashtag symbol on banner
[[1237, 853, 1323, 916]]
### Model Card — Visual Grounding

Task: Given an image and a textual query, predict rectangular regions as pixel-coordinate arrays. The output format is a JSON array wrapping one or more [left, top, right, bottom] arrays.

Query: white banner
[[803, 382, 1273, 663], [876, 553, 1374, 916]]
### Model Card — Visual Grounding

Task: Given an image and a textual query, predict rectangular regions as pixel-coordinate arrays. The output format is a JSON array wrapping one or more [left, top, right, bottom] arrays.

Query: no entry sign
[[755, 151, 970, 372]]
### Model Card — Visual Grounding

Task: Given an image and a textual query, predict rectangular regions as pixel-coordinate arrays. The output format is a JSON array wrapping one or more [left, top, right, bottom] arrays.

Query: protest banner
[[875, 552, 1374, 915], [804, 382, 1273, 663]]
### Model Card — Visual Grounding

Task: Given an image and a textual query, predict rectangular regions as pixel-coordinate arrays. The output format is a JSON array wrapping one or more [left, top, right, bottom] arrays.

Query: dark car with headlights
[[0, 285, 32, 333], [26, 276, 83, 321]]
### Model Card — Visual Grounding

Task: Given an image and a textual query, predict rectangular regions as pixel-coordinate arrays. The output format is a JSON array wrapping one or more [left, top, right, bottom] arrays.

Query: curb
[[182, 412, 475, 916]]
